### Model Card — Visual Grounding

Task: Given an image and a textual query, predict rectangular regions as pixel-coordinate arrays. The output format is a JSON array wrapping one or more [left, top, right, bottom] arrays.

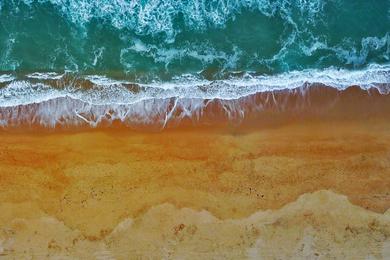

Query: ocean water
[[0, 0, 389, 128]]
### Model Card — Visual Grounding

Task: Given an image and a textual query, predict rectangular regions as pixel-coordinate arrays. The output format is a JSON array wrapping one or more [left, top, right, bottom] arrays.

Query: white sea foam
[[0, 74, 15, 83], [0, 64, 389, 128], [20, 0, 325, 40], [26, 72, 64, 80], [123, 39, 243, 71], [0, 64, 389, 109], [0, 81, 66, 107]]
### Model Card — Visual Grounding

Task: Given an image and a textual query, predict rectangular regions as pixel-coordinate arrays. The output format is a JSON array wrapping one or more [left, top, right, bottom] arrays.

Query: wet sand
[[0, 116, 390, 258]]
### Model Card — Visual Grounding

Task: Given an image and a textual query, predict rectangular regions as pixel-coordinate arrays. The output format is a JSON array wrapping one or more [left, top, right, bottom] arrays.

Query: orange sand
[[0, 117, 390, 258]]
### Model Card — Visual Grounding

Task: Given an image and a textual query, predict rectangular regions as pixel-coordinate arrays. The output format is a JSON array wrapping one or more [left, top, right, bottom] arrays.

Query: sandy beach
[[0, 116, 389, 258]]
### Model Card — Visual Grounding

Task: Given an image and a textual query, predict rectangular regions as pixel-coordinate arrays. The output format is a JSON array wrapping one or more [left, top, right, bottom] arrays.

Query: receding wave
[[0, 65, 389, 130]]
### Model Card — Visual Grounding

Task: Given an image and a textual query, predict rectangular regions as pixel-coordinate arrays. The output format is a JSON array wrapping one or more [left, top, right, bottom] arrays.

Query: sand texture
[[0, 118, 389, 258]]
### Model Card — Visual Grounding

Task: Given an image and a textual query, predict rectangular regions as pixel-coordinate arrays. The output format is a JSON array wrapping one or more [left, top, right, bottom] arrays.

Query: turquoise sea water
[[0, 0, 389, 127], [1, 0, 389, 80]]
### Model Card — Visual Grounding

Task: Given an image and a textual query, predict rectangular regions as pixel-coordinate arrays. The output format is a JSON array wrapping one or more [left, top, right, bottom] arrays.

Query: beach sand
[[0, 116, 389, 258]]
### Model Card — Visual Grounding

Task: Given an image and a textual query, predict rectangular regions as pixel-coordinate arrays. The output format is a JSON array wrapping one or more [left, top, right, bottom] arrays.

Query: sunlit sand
[[1, 115, 389, 258]]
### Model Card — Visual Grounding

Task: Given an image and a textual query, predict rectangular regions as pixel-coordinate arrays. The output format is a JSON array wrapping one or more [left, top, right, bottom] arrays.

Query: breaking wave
[[0, 64, 389, 129]]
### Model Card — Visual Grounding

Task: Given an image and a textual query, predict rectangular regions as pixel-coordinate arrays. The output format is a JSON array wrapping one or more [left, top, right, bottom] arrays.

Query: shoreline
[[1, 90, 390, 258], [1, 84, 390, 131]]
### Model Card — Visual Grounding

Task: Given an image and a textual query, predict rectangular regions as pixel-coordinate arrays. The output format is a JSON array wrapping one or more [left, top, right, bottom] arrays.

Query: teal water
[[0, 0, 389, 81], [0, 0, 389, 128]]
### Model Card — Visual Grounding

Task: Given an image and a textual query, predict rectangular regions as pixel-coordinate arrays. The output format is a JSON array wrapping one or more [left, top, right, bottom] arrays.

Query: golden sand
[[0, 118, 390, 258]]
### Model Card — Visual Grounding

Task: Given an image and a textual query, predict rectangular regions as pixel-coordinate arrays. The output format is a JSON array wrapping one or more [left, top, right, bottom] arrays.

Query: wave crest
[[1, 64, 389, 106], [1, 65, 389, 130]]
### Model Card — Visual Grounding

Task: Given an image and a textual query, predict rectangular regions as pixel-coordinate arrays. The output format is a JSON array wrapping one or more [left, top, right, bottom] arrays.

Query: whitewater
[[0, 0, 389, 129]]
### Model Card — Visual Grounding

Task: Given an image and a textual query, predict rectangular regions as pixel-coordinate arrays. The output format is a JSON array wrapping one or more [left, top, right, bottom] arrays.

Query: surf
[[0, 64, 389, 130]]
